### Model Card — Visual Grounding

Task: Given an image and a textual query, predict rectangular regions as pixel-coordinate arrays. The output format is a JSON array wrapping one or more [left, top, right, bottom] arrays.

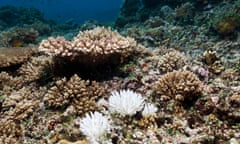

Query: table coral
[[39, 27, 137, 66]]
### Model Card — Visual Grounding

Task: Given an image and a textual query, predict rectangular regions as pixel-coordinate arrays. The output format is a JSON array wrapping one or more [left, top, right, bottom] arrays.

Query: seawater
[[0, 0, 122, 24]]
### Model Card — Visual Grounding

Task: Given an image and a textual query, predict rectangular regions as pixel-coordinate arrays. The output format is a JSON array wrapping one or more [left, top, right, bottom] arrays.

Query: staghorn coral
[[0, 47, 37, 68], [156, 70, 203, 102], [18, 55, 53, 82], [158, 50, 186, 73], [39, 27, 137, 66], [44, 74, 104, 115]]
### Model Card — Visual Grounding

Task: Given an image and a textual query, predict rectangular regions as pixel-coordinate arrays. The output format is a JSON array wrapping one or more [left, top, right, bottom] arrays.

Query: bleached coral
[[108, 89, 144, 116], [142, 103, 158, 117], [79, 112, 111, 144]]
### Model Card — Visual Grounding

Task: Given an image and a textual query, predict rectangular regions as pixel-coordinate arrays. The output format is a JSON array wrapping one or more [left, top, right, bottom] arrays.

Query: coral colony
[[1, 0, 240, 144]]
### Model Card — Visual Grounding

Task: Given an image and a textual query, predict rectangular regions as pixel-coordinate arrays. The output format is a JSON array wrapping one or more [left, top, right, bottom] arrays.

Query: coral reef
[[0, 72, 24, 93], [0, 47, 38, 68], [158, 50, 186, 73], [44, 74, 104, 115], [78, 111, 111, 144], [0, 118, 23, 144], [0, 1, 240, 143], [39, 27, 137, 67], [18, 56, 53, 82], [210, 0, 240, 35], [156, 70, 203, 103], [0, 27, 39, 47]]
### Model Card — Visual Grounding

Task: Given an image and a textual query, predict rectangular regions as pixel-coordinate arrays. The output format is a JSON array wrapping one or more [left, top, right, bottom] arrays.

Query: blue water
[[0, 0, 122, 24]]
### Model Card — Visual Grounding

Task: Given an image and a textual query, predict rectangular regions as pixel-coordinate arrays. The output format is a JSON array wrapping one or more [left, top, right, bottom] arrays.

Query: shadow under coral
[[51, 56, 131, 81]]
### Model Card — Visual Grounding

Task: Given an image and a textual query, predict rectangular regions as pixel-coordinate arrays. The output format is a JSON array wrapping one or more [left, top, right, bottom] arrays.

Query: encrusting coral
[[156, 70, 203, 103], [158, 50, 186, 73], [44, 74, 104, 115], [0, 47, 37, 68], [39, 27, 137, 66]]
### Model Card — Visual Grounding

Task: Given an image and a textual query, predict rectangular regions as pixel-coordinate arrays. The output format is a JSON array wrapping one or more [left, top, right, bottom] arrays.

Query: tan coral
[[7, 100, 40, 120], [0, 72, 24, 93], [18, 55, 53, 82], [156, 70, 203, 102], [158, 50, 186, 73], [0, 72, 11, 90], [44, 74, 104, 115], [0, 118, 23, 143], [0, 135, 21, 144], [138, 115, 157, 129], [0, 47, 37, 68], [39, 27, 137, 66], [44, 77, 71, 107], [2, 86, 35, 108]]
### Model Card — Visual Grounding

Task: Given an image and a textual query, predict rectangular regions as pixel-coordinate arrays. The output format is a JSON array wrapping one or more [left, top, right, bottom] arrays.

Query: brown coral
[[158, 50, 186, 73], [39, 27, 137, 66], [156, 70, 203, 102], [2, 86, 35, 108], [0, 72, 24, 93], [7, 100, 40, 120], [44, 74, 104, 115], [0, 118, 23, 143], [18, 55, 53, 82], [0, 47, 37, 68]]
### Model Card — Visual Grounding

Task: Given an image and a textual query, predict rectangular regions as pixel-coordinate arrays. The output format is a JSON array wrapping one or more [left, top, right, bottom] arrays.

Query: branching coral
[[18, 55, 53, 82], [2, 86, 36, 108], [0, 72, 24, 93], [158, 50, 186, 73], [39, 27, 137, 66], [44, 74, 104, 115], [0, 118, 23, 144], [7, 100, 40, 120], [0, 47, 37, 68], [156, 70, 203, 102]]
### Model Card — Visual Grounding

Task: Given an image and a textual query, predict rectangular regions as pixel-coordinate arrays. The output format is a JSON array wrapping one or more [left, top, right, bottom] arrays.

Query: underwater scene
[[0, 0, 240, 143]]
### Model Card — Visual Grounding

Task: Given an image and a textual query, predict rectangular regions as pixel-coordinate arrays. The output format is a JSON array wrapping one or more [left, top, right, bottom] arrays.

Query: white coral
[[142, 103, 158, 116], [108, 89, 144, 116], [79, 111, 111, 144]]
